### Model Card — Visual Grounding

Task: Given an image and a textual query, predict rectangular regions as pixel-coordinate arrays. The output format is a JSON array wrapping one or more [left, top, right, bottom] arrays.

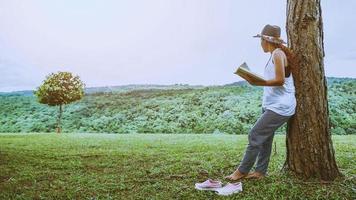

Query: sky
[[0, 0, 355, 92]]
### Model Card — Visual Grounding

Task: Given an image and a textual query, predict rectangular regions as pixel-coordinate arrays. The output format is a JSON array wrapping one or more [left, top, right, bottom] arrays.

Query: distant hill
[[223, 80, 247, 87], [84, 84, 206, 94], [0, 90, 34, 96], [0, 77, 354, 134], [1, 77, 353, 96], [0, 84, 206, 96]]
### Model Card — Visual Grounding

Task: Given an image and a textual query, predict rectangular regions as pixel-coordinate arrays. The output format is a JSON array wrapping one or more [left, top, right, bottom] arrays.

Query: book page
[[234, 62, 266, 82]]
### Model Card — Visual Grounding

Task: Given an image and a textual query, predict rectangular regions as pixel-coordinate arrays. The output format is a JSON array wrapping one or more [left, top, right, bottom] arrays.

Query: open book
[[234, 62, 266, 82]]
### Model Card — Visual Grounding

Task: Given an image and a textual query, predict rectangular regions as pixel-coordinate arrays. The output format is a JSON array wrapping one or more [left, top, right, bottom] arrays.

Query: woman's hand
[[242, 49, 287, 87], [242, 74, 266, 86]]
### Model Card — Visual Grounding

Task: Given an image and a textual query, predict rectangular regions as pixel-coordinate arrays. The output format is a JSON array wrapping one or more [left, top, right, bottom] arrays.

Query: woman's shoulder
[[272, 48, 288, 66], [272, 48, 286, 57]]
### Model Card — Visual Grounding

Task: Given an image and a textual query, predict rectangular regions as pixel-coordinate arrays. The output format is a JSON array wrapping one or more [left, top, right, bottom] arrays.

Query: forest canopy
[[0, 77, 354, 134]]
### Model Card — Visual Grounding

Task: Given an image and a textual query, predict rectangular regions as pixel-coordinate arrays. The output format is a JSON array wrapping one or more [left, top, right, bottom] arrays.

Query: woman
[[226, 24, 296, 180]]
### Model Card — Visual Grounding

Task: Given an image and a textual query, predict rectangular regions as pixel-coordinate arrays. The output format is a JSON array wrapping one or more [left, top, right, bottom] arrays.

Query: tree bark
[[57, 104, 62, 134], [285, 0, 340, 181]]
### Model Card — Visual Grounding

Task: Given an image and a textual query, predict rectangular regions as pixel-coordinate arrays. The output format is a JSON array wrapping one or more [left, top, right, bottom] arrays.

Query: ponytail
[[275, 43, 298, 76]]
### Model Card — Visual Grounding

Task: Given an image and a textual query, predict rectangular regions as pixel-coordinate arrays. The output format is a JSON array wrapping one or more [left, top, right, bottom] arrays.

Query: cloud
[[0, 0, 355, 92]]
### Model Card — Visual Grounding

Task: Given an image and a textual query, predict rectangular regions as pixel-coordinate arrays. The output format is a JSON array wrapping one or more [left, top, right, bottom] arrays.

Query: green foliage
[[0, 77, 355, 134], [327, 78, 356, 135], [35, 72, 85, 106]]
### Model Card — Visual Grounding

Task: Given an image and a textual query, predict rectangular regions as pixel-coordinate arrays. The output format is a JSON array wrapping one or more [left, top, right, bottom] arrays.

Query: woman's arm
[[245, 51, 286, 86]]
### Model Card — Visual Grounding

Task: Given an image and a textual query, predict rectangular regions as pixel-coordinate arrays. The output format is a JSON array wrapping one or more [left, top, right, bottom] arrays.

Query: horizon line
[[0, 76, 355, 93]]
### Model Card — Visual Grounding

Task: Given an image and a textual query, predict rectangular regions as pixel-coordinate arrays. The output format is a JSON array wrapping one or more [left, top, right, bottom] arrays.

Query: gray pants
[[237, 108, 291, 175]]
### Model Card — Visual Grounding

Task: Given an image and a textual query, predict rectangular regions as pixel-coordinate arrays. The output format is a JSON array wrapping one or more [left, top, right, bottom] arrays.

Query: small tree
[[35, 72, 85, 133]]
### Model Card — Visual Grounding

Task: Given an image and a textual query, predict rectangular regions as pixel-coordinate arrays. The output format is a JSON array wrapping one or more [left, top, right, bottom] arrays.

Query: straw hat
[[253, 24, 286, 44]]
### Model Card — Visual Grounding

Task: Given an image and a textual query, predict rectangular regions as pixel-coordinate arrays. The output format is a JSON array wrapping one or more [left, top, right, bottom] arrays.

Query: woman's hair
[[269, 41, 297, 77]]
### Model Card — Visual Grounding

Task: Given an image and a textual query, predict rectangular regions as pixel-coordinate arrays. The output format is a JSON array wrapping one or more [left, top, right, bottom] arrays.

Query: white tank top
[[262, 48, 296, 116]]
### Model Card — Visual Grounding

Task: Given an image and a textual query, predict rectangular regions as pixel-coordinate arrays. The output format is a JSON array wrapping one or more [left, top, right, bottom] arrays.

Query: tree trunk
[[285, 0, 340, 181], [56, 104, 62, 134]]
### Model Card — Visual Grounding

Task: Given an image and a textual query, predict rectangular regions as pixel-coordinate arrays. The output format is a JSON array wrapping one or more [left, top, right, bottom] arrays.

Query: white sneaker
[[215, 182, 243, 196], [195, 179, 223, 191]]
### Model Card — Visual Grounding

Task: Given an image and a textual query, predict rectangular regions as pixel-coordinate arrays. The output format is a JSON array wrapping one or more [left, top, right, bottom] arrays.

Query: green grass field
[[0, 133, 355, 199]]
